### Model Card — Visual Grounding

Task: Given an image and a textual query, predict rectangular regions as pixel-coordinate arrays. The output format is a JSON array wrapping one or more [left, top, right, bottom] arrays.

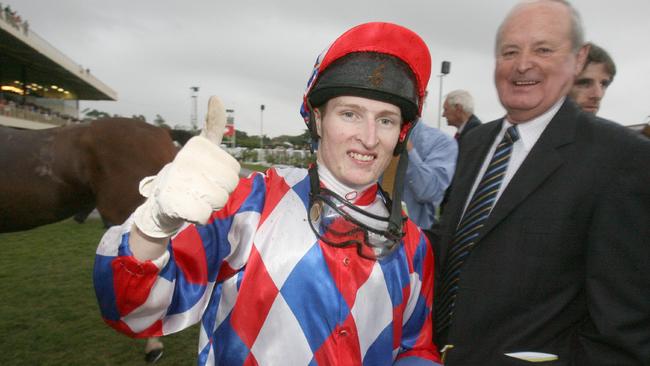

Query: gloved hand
[[133, 96, 240, 238]]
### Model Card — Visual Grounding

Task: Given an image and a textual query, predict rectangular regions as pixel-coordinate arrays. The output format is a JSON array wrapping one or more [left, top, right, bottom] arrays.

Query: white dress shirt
[[462, 97, 565, 217]]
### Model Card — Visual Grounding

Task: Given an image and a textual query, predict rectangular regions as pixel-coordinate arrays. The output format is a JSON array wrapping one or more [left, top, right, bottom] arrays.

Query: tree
[[153, 114, 170, 129], [270, 129, 311, 149], [81, 108, 112, 120], [236, 130, 264, 149]]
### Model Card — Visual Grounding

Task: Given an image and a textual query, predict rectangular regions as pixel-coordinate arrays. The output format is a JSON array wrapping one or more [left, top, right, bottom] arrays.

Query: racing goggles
[[308, 169, 405, 260]]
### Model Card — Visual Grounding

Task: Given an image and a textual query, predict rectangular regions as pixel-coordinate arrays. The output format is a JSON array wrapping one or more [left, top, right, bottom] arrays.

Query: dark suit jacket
[[435, 100, 650, 365], [457, 114, 482, 141]]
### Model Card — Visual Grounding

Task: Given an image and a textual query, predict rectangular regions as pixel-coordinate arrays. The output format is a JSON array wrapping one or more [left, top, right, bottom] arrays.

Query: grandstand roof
[[0, 18, 117, 101]]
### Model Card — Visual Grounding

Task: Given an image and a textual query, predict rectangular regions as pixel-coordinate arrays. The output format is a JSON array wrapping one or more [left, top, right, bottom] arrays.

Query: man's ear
[[575, 44, 590, 75], [314, 108, 323, 137]]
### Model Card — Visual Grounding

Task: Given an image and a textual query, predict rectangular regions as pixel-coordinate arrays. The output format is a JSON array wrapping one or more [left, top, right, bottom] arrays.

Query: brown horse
[[0, 118, 178, 233]]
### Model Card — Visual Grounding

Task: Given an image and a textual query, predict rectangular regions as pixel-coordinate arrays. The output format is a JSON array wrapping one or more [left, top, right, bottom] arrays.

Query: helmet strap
[[380, 125, 414, 239], [386, 148, 408, 239]]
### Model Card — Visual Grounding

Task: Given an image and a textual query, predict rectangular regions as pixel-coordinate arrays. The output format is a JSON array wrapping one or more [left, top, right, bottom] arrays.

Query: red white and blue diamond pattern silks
[[94, 166, 440, 365]]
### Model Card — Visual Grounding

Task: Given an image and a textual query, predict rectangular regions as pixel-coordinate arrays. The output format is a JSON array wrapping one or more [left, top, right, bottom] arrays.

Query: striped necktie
[[435, 125, 519, 335]]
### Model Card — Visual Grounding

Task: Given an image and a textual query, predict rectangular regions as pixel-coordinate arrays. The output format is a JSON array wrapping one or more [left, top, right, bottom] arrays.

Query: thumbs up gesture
[[134, 96, 241, 238]]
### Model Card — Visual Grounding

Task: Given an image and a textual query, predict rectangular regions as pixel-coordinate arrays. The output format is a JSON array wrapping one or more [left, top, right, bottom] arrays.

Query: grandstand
[[0, 6, 117, 129]]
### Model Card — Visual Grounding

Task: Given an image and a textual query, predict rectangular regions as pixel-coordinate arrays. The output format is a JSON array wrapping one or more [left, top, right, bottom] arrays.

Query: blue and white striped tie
[[435, 125, 519, 335]]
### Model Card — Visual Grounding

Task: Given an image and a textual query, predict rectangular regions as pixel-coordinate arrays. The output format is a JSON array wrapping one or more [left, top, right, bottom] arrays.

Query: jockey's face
[[315, 96, 401, 189]]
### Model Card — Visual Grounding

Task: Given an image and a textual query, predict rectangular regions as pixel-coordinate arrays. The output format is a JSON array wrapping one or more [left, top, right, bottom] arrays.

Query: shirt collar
[[457, 115, 471, 133], [317, 163, 376, 203], [503, 97, 565, 152], [457, 121, 467, 134]]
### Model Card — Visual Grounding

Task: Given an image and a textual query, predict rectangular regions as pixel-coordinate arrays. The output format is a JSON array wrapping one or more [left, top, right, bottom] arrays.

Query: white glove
[[133, 97, 240, 238]]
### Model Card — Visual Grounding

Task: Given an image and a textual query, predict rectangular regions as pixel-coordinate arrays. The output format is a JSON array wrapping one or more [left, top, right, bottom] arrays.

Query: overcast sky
[[14, 0, 650, 137]]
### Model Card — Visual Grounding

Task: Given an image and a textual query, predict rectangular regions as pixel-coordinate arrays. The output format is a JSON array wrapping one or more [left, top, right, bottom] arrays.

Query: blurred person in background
[[443, 89, 482, 142], [569, 42, 616, 114]]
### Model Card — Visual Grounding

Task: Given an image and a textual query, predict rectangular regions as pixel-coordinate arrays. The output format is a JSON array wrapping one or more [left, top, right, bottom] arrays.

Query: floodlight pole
[[260, 104, 265, 149], [437, 61, 451, 129], [190, 86, 199, 130], [226, 108, 235, 147]]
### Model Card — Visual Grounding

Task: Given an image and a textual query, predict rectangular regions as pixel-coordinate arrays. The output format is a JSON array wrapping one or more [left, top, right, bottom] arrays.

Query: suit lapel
[[477, 100, 579, 242], [447, 121, 502, 230]]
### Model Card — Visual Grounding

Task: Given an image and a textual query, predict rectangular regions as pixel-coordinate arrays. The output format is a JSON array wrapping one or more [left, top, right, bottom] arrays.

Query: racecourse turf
[[0, 219, 197, 365]]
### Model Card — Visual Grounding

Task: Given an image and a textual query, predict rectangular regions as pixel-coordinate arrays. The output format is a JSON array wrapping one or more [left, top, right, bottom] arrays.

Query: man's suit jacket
[[435, 100, 650, 365], [457, 114, 481, 141]]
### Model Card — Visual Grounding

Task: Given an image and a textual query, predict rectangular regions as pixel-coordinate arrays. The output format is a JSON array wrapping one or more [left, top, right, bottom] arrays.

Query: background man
[[442, 89, 482, 141], [437, 90, 480, 218], [569, 42, 616, 114], [434, 1, 650, 365], [402, 120, 457, 231]]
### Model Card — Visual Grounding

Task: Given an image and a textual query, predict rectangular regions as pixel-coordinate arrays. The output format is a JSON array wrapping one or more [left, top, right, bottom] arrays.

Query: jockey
[[94, 22, 441, 365]]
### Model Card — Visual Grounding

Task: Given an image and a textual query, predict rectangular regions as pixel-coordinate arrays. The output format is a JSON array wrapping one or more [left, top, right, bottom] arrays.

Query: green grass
[[0, 219, 198, 365], [241, 162, 268, 172]]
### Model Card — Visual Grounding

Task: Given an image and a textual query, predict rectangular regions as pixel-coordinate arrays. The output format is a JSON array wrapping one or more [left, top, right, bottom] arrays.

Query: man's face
[[569, 62, 612, 114], [315, 96, 401, 188], [495, 2, 587, 122], [442, 100, 461, 127]]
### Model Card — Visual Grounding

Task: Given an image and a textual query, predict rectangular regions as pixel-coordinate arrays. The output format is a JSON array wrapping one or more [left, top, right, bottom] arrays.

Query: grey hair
[[495, 0, 585, 54], [445, 89, 474, 115]]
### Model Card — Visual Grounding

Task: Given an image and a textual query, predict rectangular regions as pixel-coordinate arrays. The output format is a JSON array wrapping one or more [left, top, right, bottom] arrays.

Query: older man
[[442, 89, 482, 142], [569, 42, 616, 114], [434, 1, 650, 365]]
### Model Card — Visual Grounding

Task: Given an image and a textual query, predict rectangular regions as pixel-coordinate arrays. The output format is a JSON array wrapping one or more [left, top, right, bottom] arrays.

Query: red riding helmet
[[300, 22, 432, 154]]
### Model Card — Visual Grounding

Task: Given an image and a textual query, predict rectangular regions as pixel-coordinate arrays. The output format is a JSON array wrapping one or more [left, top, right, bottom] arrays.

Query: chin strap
[[381, 123, 414, 241], [308, 145, 408, 244], [309, 163, 320, 197]]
